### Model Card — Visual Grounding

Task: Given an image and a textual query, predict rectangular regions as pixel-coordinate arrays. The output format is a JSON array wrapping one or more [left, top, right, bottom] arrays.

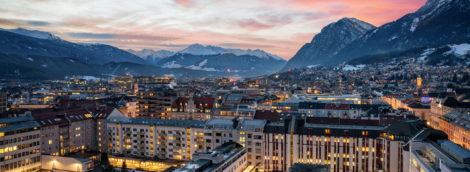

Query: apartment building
[[212, 105, 256, 119], [175, 142, 248, 172], [136, 89, 177, 118], [406, 130, 470, 172], [106, 117, 206, 170], [261, 117, 426, 172], [203, 118, 266, 170], [0, 114, 42, 172], [169, 96, 215, 121], [32, 106, 122, 155]]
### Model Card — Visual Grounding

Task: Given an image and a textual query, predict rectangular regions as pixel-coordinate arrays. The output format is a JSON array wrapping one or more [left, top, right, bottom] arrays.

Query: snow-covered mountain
[[157, 44, 287, 74], [0, 28, 62, 41], [177, 44, 284, 60], [126, 49, 175, 65], [325, 0, 470, 66], [0, 28, 150, 65], [281, 18, 376, 71]]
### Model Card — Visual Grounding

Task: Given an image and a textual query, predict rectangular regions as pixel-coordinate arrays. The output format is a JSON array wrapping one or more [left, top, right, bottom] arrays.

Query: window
[[48, 140, 52, 144], [325, 129, 331, 134]]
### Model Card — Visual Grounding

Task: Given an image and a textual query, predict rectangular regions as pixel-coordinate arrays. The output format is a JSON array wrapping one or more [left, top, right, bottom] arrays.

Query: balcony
[[159, 151, 166, 155], [60, 137, 70, 142], [173, 140, 181, 144], [124, 147, 132, 151], [137, 132, 145, 135], [173, 146, 181, 150], [137, 149, 145, 153], [158, 145, 167, 149], [137, 143, 146, 147], [137, 138, 146, 141], [158, 133, 167, 137], [173, 134, 181, 138], [256, 149, 262, 154], [60, 130, 69, 134], [158, 139, 165, 142], [196, 135, 203, 139], [123, 136, 131, 140], [124, 131, 132, 134], [173, 152, 181, 155], [197, 142, 204, 146], [197, 148, 204, 152]]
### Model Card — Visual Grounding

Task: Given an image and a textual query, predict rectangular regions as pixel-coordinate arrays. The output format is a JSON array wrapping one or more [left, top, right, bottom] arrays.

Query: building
[[175, 142, 248, 172], [0, 114, 42, 172], [203, 118, 266, 170], [136, 89, 177, 118], [32, 106, 122, 155], [170, 96, 215, 121], [106, 116, 206, 170], [41, 155, 94, 172], [212, 105, 256, 119], [114, 75, 133, 90], [407, 130, 470, 172], [0, 92, 6, 113]]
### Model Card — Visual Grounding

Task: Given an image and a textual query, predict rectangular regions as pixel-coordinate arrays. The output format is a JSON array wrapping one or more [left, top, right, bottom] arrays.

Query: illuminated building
[[0, 114, 42, 172], [417, 75, 422, 89]]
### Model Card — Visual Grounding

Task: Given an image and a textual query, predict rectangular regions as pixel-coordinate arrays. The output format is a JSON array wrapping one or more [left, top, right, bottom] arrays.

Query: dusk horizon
[[0, 0, 428, 60]]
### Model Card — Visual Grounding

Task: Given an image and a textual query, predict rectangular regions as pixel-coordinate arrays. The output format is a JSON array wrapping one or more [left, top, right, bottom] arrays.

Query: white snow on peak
[[27, 57, 34, 61], [126, 49, 175, 59], [176, 44, 284, 60], [1, 27, 61, 40]]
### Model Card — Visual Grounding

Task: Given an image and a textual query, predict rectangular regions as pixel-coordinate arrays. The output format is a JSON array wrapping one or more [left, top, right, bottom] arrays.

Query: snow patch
[[41, 64, 47, 68], [161, 61, 182, 68], [307, 64, 320, 68], [388, 36, 398, 41], [445, 44, 470, 58], [185, 59, 219, 71], [410, 18, 419, 32], [343, 64, 365, 71], [418, 48, 435, 61], [69, 59, 75, 62], [27, 58, 34, 61]]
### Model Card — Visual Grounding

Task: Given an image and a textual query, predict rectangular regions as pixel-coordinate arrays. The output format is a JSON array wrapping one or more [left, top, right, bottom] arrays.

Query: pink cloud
[[238, 18, 274, 31], [173, 0, 196, 7]]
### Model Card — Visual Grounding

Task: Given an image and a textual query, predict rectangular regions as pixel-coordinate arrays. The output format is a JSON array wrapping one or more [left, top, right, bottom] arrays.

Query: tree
[[121, 161, 127, 172], [453, 73, 458, 82]]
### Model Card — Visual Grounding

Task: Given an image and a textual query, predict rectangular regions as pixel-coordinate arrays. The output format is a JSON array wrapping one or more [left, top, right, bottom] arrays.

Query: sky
[[0, 0, 427, 60]]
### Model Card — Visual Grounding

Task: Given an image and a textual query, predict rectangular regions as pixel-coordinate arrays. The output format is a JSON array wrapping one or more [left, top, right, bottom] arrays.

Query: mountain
[[0, 28, 150, 65], [177, 43, 284, 60], [323, 0, 470, 66], [0, 28, 62, 41], [281, 18, 376, 71], [157, 44, 287, 74], [126, 49, 175, 65]]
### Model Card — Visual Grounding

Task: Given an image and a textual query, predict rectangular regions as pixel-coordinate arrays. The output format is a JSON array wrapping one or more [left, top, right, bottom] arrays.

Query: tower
[[417, 75, 422, 89]]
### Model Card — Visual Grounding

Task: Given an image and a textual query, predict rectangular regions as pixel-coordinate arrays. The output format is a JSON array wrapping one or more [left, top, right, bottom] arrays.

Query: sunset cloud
[[0, 0, 427, 60]]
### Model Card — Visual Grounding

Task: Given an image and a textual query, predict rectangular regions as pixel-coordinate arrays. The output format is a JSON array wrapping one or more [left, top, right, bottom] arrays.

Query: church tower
[[417, 75, 422, 89]]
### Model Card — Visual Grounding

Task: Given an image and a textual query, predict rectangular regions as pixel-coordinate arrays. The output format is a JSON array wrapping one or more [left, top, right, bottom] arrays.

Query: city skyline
[[0, 0, 427, 60]]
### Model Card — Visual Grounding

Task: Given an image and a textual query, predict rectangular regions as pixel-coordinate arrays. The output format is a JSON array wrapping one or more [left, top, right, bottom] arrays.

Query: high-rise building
[[136, 89, 177, 118], [0, 92, 6, 113], [0, 113, 42, 172]]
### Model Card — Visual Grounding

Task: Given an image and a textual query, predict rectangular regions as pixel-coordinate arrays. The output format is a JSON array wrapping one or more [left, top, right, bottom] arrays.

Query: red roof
[[254, 110, 278, 122], [32, 106, 117, 126], [325, 104, 349, 110]]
